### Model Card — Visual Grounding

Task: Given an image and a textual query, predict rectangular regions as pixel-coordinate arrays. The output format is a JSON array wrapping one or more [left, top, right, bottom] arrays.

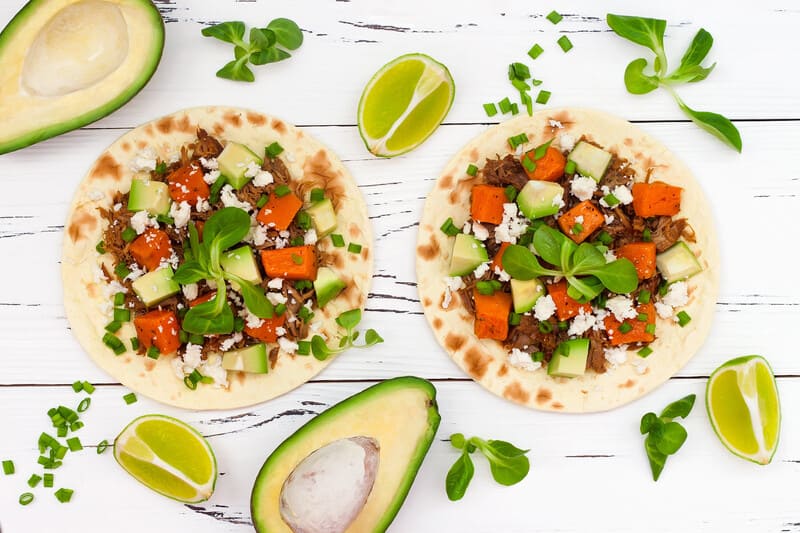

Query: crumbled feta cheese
[[494, 267, 510, 282], [604, 249, 617, 263], [182, 283, 198, 301], [267, 292, 288, 305], [220, 332, 243, 352], [245, 217, 269, 246], [592, 308, 608, 330], [160, 250, 180, 270], [244, 161, 262, 179], [495, 203, 528, 244], [204, 170, 221, 185], [568, 310, 596, 336], [206, 279, 217, 290], [200, 355, 228, 388], [182, 343, 203, 372], [244, 310, 264, 329], [130, 210, 156, 235], [606, 295, 638, 321], [267, 278, 284, 290], [559, 133, 576, 152], [113, 203, 122, 212], [274, 237, 288, 249], [88, 189, 104, 201], [130, 149, 157, 172], [275, 326, 287, 336], [462, 222, 471, 235], [473, 262, 490, 278], [304, 229, 318, 245], [570, 175, 597, 202], [169, 201, 192, 229], [604, 345, 628, 367], [575, 215, 584, 224], [604, 214, 615, 225], [220, 185, 252, 211], [171, 356, 186, 380], [196, 198, 210, 212], [278, 337, 299, 354], [534, 295, 556, 321], [612, 185, 633, 205], [125, 263, 145, 281], [442, 276, 465, 309], [508, 348, 542, 372], [472, 222, 489, 241], [199, 157, 218, 170], [662, 281, 689, 308], [253, 169, 274, 187], [655, 302, 673, 319], [551, 193, 565, 209], [548, 119, 563, 129]]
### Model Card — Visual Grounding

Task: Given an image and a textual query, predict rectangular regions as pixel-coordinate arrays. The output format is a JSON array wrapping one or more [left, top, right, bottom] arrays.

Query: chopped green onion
[[645, 323, 656, 334], [290, 236, 305, 247], [256, 194, 269, 208], [296, 212, 312, 231], [297, 341, 311, 356], [558, 320, 568, 331], [156, 214, 174, 225], [310, 188, 325, 203], [676, 311, 692, 327], [504, 185, 518, 202], [97, 440, 109, 454], [27, 474, 42, 488], [77, 398, 91, 413], [522, 155, 536, 172], [82, 381, 95, 394], [348, 243, 362, 254], [71, 381, 83, 393], [67, 437, 83, 452], [291, 253, 303, 265], [113, 308, 131, 322], [466, 164, 478, 176], [274, 303, 287, 315], [528, 43, 544, 59], [483, 103, 498, 117], [56, 426, 67, 438], [95, 241, 106, 254], [188, 369, 203, 384], [531, 78, 543, 86], [536, 90, 551, 105], [121, 227, 137, 243], [572, 223, 583, 235], [274, 184, 291, 197], [130, 337, 140, 350], [122, 393, 137, 405], [2, 460, 15, 475], [498, 97, 512, 114], [265, 141, 284, 158], [330, 233, 346, 247], [70, 421, 83, 432], [209, 175, 226, 204], [296, 280, 313, 291], [19, 492, 34, 506], [184, 376, 197, 390], [440, 218, 460, 237], [594, 292, 608, 309], [511, 78, 530, 92], [642, 228, 652, 242], [509, 312, 521, 326], [54, 488, 73, 503], [508, 62, 531, 80], [546, 10, 563, 24], [105, 320, 122, 333], [508, 133, 529, 149], [199, 376, 214, 385], [297, 306, 314, 322], [43, 473, 54, 487], [564, 160, 576, 174], [638, 346, 653, 358], [637, 312, 649, 322], [155, 161, 168, 175], [603, 193, 620, 207], [102, 332, 124, 353], [532, 351, 545, 362], [475, 281, 497, 295], [538, 321, 553, 334], [618, 322, 633, 334], [114, 292, 125, 306], [557, 35, 573, 52], [637, 291, 651, 304], [146, 346, 160, 359], [596, 231, 613, 246], [510, 103, 519, 115], [520, 89, 533, 116], [114, 262, 131, 280]]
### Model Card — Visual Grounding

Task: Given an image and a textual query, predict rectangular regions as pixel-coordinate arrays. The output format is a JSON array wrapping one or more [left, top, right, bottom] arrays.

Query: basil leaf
[[676, 99, 742, 153], [228, 276, 274, 319], [201, 21, 246, 45], [566, 275, 604, 302], [644, 433, 667, 481], [203, 207, 252, 251], [446, 451, 475, 501], [173, 260, 208, 285], [251, 46, 291, 66], [267, 18, 304, 50], [660, 393, 696, 420], [624, 58, 660, 94], [182, 299, 235, 335], [584, 258, 639, 294], [666, 28, 715, 83], [569, 243, 606, 273], [640, 412, 658, 434], [486, 440, 529, 458], [533, 225, 569, 269], [501, 244, 559, 280], [336, 309, 362, 331], [654, 421, 688, 456], [606, 14, 667, 75], [364, 329, 384, 346], [216, 58, 255, 82]]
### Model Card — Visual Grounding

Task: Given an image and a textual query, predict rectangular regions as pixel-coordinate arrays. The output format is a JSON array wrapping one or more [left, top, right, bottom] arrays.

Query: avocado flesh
[[251, 377, 441, 533], [0, 0, 164, 154]]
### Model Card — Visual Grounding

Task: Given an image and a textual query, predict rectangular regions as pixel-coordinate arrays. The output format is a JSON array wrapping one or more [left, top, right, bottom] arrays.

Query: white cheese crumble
[[606, 295, 638, 321], [494, 267, 511, 282], [551, 193, 565, 209], [124, 263, 145, 282], [559, 133, 576, 152], [604, 249, 617, 263], [575, 215, 584, 224], [267, 292, 288, 305], [534, 295, 556, 321], [253, 169, 274, 187], [274, 236, 288, 249], [244, 162, 262, 179], [267, 278, 284, 290], [473, 262, 491, 278], [204, 170, 221, 185], [243, 309, 264, 329], [604, 214, 615, 225], [612, 185, 633, 205], [442, 276, 465, 309], [604, 345, 628, 367], [495, 203, 528, 244], [219, 332, 243, 352], [570, 175, 597, 202], [655, 302, 673, 319], [662, 281, 689, 308], [246, 221, 269, 247], [548, 119, 563, 129], [471, 222, 489, 241], [220, 184, 252, 211], [130, 211, 156, 235], [113, 203, 122, 212], [182, 283, 198, 301], [169, 200, 192, 229], [130, 149, 157, 172], [196, 198, 210, 212], [201, 355, 228, 388], [508, 348, 542, 372], [568, 310, 596, 336], [275, 326, 287, 336], [278, 336, 299, 354], [199, 157, 218, 170], [304, 229, 318, 245], [181, 343, 203, 375]]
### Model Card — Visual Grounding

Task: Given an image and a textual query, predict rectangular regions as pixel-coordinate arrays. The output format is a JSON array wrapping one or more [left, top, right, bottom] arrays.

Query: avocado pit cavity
[[279, 436, 380, 533]]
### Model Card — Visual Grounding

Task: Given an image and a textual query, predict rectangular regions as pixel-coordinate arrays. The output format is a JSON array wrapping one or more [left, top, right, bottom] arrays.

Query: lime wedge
[[358, 53, 454, 157], [706, 355, 780, 465], [114, 414, 217, 502]]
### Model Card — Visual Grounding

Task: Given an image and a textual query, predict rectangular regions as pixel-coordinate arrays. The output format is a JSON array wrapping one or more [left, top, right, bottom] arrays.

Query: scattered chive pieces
[[603, 193, 620, 207], [105, 321, 122, 333], [19, 492, 34, 506], [77, 398, 91, 413], [509, 312, 521, 326], [532, 351, 545, 362], [619, 322, 633, 334], [155, 161, 168, 175], [564, 160, 576, 174], [504, 185, 518, 202], [265, 141, 284, 158], [122, 393, 137, 405], [511, 78, 530, 92], [114, 292, 125, 306], [572, 223, 583, 235], [121, 227, 137, 243], [114, 262, 131, 280], [348, 243, 362, 254], [256, 194, 269, 208], [538, 321, 553, 333], [113, 308, 131, 322], [557, 35, 573, 52], [522, 155, 536, 172], [645, 323, 657, 334], [297, 341, 311, 356], [310, 188, 325, 203], [97, 440, 109, 455], [638, 290, 651, 304], [546, 10, 563, 24], [156, 214, 174, 225], [274, 303, 287, 316], [520, 90, 533, 116], [483, 103, 498, 117], [43, 473, 53, 487], [510, 102, 519, 115], [638, 346, 653, 358], [558, 320, 568, 331], [536, 90, 551, 105], [2, 460, 15, 475], [95, 241, 106, 254], [130, 337, 140, 351], [676, 311, 692, 327], [642, 228, 652, 241], [466, 164, 478, 176], [27, 474, 42, 488], [330, 233, 345, 247], [297, 306, 314, 322], [71, 381, 83, 393], [54, 488, 74, 503], [596, 230, 613, 246], [531, 78, 543, 86], [70, 421, 83, 432], [637, 312, 649, 322], [274, 184, 291, 197], [67, 437, 83, 452], [498, 97, 512, 114], [57, 426, 67, 438], [528, 43, 544, 60], [146, 346, 160, 359], [508, 133, 529, 149], [508, 62, 531, 80], [291, 253, 303, 265]]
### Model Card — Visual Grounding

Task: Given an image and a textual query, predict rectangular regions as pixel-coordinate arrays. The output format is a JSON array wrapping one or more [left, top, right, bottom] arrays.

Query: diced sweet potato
[[557, 200, 605, 244], [547, 280, 592, 321], [632, 181, 682, 217], [473, 289, 512, 340], [134, 309, 181, 354], [471, 185, 507, 225], [615, 242, 657, 280], [129, 228, 173, 271], [604, 302, 656, 346]]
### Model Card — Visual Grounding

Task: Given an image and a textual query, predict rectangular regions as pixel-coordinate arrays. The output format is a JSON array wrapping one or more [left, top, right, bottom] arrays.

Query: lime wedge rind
[[706, 355, 780, 465], [357, 53, 455, 158], [114, 414, 218, 503]]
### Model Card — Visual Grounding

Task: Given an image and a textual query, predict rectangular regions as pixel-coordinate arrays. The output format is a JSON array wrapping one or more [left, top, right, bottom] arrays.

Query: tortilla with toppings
[[63, 107, 373, 409], [416, 108, 718, 412]]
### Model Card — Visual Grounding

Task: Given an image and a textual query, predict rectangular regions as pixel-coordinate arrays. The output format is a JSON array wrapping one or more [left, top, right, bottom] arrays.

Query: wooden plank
[[0, 379, 796, 532]]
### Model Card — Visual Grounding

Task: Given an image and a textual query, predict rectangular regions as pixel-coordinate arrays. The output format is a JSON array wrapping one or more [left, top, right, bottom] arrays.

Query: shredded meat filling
[[481, 154, 529, 190]]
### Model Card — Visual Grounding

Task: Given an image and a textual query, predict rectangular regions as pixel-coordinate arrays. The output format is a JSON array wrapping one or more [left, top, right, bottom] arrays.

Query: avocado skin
[[251, 376, 441, 533], [0, 0, 165, 155]]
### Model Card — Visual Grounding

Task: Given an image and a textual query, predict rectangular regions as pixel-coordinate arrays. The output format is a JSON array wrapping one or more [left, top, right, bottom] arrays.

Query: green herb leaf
[[644, 433, 667, 481], [675, 98, 742, 153], [364, 329, 384, 346], [533, 225, 570, 269], [606, 14, 667, 75], [216, 57, 255, 82], [311, 335, 332, 360], [569, 243, 607, 273], [446, 451, 475, 501], [335, 309, 362, 331], [201, 21, 246, 46], [652, 421, 688, 455], [583, 258, 639, 294], [500, 245, 560, 280], [666, 28, 715, 83], [640, 412, 658, 434], [624, 58, 660, 94], [450, 433, 466, 450], [566, 275, 604, 301], [227, 275, 274, 319], [474, 439, 530, 486], [267, 18, 304, 50], [485, 440, 529, 458], [660, 393, 696, 420], [181, 289, 235, 335], [203, 207, 252, 252], [251, 45, 291, 66], [173, 260, 208, 285]]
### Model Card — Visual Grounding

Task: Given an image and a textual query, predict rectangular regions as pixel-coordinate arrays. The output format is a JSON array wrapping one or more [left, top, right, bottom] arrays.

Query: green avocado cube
[[222, 343, 268, 373], [568, 141, 612, 181], [516, 180, 564, 219], [128, 178, 171, 216], [131, 267, 180, 307], [510, 278, 545, 313], [548, 338, 590, 378], [220, 245, 262, 286], [217, 142, 263, 190], [305, 198, 337, 237], [314, 267, 346, 308], [448, 233, 488, 277]]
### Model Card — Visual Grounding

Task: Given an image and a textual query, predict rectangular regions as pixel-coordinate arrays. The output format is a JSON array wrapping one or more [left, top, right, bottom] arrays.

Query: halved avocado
[[251, 377, 440, 533], [0, 0, 164, 154]]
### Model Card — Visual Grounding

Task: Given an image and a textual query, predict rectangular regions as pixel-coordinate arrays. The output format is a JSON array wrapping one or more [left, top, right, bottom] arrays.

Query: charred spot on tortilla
[[464, 346, 490, 379], [302, 150, 346, 210], [212, 123, 225, 136], [619, 379, 636, 389], [90, 154, 122, 181], [416, 238, 440, 261], [246, 112, 267, 126], [348, 223, 362, 239], [469, 148, 479, 161], [433, 317, 443, 329], [445, 333, 466, 352], [536, 388, 552, 405], [67, 210, 98, 243], [551, 402, 564, 410], [121, 142, 132, 152], [272, 118, 287, 134], [439, 174, 454, 189], [497, 364, 508, 377], [422, 296, 432, 307], [503, 382, 530, 403], [223, 112, 242, 128]]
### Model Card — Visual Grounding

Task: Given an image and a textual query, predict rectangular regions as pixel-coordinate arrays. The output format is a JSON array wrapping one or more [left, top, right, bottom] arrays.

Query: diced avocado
[[516, 180, 564, 219], [222, 343, 268, 374], [548, 338, 590, 378], [656, 241, 702, 283], [510, 278, 545, 313], [220, 245, 262, 286], [314, 267, 346, 308], [568, 141, 612, 181], [305, 198, 337, 237], [131, 267, 180, 307], [217, 142, 263, 190], [0, 0, 164, 155], [251, 377, 440, 533], [128, 178, 171, 216], [448, 233, 488, 276]]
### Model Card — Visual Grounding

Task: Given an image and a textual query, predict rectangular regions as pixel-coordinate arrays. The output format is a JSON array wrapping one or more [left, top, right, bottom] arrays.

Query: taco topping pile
[[441, 127, 702, 378], [94, 130, 353, 390]]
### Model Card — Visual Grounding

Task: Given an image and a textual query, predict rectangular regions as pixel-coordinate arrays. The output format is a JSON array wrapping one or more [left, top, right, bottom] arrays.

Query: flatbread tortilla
[[62, 107, 373, 409], [416, 107, 719, 412]]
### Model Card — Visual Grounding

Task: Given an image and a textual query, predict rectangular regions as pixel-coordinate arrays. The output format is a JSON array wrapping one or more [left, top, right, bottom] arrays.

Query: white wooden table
[[1, 1, 799, 531]]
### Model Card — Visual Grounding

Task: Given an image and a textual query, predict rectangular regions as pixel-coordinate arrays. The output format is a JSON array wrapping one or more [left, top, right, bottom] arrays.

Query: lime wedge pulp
[[114, 414, 217, 502], [706, 355, 780, 465], [357, 53, 455, 157]]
